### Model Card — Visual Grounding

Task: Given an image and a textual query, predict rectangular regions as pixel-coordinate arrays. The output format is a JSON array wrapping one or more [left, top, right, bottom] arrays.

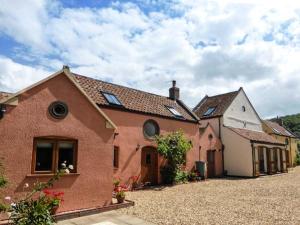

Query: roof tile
[[229, 127, 285, 145], [264, 120, 296, 138], [193, 90, 239, 119], [72, 73, 197, 122]]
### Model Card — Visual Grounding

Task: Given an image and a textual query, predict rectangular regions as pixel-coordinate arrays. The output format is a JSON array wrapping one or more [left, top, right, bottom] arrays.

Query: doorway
[[141, 146, 158, 185], [258, 147, 265, 174], [207, 150, 215, 178]]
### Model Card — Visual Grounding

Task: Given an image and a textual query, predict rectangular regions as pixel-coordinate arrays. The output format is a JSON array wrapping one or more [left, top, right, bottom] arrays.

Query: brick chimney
[[169, 80, 179, 100], [275, 116, 284, 126]]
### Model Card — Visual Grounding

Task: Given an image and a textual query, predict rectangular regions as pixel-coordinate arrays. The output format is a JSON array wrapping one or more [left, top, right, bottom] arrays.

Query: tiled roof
[[193, 90, 239, 119], [72, 73, 198, 122], [228, 127, 285, 145], [0, 91, 12, 100], [264, 120, 296, 138]]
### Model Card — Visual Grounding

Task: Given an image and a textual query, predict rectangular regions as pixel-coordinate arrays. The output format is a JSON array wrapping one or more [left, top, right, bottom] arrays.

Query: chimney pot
[[63, 65, 70, 72], [169, 80, 179, 100], [172, 80, 176, 87]]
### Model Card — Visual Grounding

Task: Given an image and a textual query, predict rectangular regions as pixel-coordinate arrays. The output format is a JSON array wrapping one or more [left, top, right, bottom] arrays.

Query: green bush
[[10, 197, 54, 225], [155, 131, 192, 184], [188, 171, 197, 181], [174, 170, 189, 184], [160, 165, 176, 184]]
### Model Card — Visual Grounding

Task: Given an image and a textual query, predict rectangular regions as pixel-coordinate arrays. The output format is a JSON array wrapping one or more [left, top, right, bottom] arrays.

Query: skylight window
[[272, 128, 280, 134], [166, 106, 183, 117], [102, 92, 122, 106], [203, 107, 216, 116]]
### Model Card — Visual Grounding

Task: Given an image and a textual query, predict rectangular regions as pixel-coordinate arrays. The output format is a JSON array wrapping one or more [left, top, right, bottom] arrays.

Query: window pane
[[103, 93, 122, 105], [35, 142, 53, 171], [113, 147, 119, 168], [146, 154, 151, 164], [58, 142, 75, 171], [144, 121, 159, 138]]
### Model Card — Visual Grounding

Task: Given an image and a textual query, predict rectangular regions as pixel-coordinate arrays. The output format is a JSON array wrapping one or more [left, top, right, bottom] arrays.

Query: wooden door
[[267, 148, 276, 174], [207, 150, 215, 178], [258, 147, 265, 173], [141, 147, 158, 185]]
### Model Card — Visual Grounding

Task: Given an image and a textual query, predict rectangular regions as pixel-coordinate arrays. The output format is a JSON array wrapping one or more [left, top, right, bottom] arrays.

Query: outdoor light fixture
[[136, 144, 140, 151], [0, 104, 6, 119]]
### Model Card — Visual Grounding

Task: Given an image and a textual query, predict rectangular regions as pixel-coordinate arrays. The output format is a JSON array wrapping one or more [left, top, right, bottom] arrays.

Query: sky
[[0, 0, 300, 118]]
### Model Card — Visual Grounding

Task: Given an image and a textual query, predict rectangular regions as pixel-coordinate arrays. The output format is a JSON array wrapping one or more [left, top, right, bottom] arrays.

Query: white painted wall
[[222, 126, 253, 176], [223, 90, 262, 131]]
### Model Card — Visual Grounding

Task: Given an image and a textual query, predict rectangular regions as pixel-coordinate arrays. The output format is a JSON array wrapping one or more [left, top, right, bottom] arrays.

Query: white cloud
[[0, 56, 51, 91], [0, 0, 300, 118]]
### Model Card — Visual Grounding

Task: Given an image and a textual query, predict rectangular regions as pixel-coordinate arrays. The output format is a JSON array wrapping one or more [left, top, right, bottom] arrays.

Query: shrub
[[10, 197, 54, 225], [155, 131, 192, 184], [174, 170, 189, 184], [160, 165, 176, 184], [188, 171, 197, 182], [5, 163, 73, 225]]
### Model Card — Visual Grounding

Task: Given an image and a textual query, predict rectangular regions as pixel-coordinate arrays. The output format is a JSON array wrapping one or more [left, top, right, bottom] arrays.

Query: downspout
[[219, 117, 225, 175], [251, 142, 255, 177]]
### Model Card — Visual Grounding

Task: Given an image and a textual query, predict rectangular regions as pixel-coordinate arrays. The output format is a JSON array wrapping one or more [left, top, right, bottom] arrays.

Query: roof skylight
[[166, 106, 183, 117], [102, 92, 122, 106], [203, 107, 216, 117]]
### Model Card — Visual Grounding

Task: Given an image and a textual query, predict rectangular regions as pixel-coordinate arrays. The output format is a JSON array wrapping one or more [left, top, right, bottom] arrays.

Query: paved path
[[56, 211, 155, 225]]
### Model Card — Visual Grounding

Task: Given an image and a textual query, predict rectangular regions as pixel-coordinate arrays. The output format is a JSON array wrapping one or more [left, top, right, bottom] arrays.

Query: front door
[[207, 150, 215, 178], [141, 147, 158, 185]]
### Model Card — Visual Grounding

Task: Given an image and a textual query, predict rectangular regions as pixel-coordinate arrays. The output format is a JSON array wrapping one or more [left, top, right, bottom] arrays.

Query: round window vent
[[143, 119, 160, 139], [49, 101, 68, 119]]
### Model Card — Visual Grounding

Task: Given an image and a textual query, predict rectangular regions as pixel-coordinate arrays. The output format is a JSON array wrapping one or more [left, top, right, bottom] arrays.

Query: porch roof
[[228, 127, 286, 146]]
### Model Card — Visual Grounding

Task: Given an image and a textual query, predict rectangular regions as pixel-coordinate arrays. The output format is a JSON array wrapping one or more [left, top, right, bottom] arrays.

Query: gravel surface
[[117, 167, 300, 225]]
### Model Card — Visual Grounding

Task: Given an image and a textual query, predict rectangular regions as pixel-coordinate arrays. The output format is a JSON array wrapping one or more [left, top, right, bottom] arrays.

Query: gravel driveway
[[117, 167, 300, 225]]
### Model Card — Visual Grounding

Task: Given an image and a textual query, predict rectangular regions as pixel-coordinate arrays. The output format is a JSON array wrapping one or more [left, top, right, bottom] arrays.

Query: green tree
[[155, 131, 192, 184]]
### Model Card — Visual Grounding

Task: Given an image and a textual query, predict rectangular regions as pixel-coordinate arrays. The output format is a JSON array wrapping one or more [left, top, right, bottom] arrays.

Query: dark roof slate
[[72, 73, 198, 122], [193, 90, 239, 119]]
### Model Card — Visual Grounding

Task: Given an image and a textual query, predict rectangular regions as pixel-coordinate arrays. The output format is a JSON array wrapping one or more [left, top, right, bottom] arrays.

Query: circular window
[[49, 101, 68, 119], [143, 120, 160, 139], [208, 134, 213, 140]]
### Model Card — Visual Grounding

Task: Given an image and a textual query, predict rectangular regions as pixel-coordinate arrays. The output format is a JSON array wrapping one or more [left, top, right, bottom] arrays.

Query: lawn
[[117, 167, 300, 225]]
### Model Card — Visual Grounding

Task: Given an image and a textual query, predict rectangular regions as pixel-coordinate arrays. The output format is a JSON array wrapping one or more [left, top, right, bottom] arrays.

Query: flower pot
[[116, 196, 125, 204], [51, 206, 59, 215]]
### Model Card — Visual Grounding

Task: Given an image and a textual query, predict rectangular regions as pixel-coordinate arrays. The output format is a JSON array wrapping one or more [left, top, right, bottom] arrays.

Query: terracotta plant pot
[[51, 206, 59, 215], [116, 195, 125, 204]]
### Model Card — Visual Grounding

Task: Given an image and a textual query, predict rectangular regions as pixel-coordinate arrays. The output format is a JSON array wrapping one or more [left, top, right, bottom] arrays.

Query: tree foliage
[[280, 113, 300, 137], [155, 131, 192, 184]]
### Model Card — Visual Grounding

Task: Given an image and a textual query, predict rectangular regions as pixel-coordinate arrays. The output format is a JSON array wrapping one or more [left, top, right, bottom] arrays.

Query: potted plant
[[115, 188, 125, 203]]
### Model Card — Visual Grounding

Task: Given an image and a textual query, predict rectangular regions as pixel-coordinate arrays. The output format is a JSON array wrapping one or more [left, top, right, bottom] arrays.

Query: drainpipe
[[219, 117, 225, 176]]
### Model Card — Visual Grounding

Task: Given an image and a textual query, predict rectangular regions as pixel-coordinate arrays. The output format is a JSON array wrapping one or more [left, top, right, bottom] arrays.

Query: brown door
[[258, 147, 265, 173], [141, 147, 158, 185], [267, 148, 276, 174], [207, 150, 215, 178]]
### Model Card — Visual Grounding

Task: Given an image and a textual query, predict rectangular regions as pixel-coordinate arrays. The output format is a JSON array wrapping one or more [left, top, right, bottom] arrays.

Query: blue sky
[[0, 0, 300, 118]]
